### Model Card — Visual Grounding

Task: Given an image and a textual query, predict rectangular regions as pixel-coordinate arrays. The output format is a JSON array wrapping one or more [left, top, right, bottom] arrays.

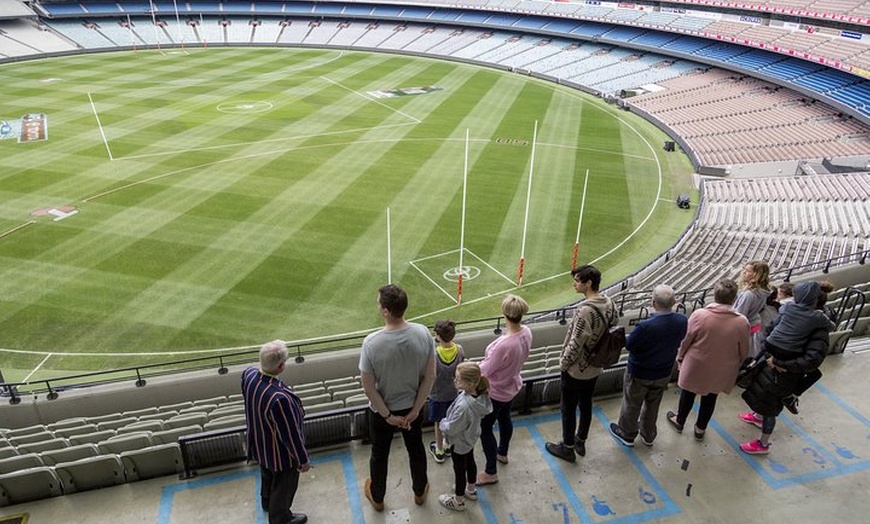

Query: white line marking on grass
[[88, 92, 114, 161], [321, 76, 422, 124], [465, 249, 515, 286], [22, 353, 52, 382], [82, 137, 489, 202], [0, 221, 36, 240], [540, 141, 655, 162], [410, 260, 458, 304], [119, 122, 418, 161]]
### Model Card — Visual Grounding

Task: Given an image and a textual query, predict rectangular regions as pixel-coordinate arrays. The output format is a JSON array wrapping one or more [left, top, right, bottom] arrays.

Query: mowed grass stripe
[[218, 61, 475, 313], [0, 49, 693, 363], [517, 86, 588, 278], [73, 55, 444, 344], [91, 51, 344, 154], [300, 70, 535, 314]]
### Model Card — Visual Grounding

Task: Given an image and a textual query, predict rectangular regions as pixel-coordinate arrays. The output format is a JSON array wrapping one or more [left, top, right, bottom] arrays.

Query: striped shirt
[[241, 367, 308, 472]]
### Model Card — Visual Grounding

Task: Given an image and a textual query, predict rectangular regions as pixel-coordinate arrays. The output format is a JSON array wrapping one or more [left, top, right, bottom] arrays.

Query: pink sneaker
[[740, 439, 770, 455], [738, 412, 763, 428]]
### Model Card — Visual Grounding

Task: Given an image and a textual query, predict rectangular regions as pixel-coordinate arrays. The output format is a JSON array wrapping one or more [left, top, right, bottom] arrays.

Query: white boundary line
[[22, 353, 52, 382], [82, 137, 489, 202], [464, 249, 515, 285], [88, 92, 114, 161], [409, 248, 516, 301], [320, 76, 422, 124], [121, 123, 418, 161], [0, 221, 36, 240], [5, 79, 666, 359], [409, 260, 458, 304], [103, 69, 419, 161]]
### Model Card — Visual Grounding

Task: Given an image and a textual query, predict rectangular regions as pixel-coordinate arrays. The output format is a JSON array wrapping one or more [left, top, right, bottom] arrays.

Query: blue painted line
[[776, 413, 842, 467], [254, 471, 266, 524], [815, 383, 870, 427], [334, 451, 366, 524], [708, 415, 870, 489], [708, 415, 792, 487], [476, 481, 502, 524], [527, 424, 594, 524], [592, 407, 682, 524], [158, 468, 259, 524]]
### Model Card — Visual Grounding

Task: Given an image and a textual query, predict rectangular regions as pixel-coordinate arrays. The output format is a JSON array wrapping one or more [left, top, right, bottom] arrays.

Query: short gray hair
[[652, 284, 676, 310], [259, 340, 288, 374]]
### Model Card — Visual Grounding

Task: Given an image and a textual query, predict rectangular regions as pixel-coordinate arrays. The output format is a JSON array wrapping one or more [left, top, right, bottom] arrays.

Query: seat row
[[0, 444, 181, 507]]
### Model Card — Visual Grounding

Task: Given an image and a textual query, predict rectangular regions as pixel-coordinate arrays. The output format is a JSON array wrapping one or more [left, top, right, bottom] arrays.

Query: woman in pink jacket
[[476, 294, 532, 486], [667, 278, 750, 440]]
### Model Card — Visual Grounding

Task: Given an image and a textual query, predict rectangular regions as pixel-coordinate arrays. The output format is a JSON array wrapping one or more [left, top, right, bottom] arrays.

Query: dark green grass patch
[[0, 48, 695, 375]]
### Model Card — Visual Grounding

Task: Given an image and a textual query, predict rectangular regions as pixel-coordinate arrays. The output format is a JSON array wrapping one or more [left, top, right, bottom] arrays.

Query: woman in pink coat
[[667, 278, 750, 440]]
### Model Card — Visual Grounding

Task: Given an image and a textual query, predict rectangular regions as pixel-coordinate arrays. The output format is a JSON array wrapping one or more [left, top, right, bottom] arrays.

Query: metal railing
[[2, 249, 866, 405]]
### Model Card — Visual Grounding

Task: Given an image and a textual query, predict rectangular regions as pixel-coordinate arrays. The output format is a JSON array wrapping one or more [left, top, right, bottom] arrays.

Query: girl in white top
[[438, 362, 493, 512]]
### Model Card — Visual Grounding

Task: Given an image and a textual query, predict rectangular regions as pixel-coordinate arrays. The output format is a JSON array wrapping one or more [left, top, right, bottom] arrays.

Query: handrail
[[1, 252, 866, 404]]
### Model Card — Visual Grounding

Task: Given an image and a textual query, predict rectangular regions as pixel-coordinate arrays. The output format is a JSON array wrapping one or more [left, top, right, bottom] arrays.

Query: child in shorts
[[428, 319, 464, 463]]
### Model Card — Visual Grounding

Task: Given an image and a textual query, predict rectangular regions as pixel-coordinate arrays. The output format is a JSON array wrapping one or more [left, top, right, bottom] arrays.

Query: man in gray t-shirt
[[359, 284, 435, 511]]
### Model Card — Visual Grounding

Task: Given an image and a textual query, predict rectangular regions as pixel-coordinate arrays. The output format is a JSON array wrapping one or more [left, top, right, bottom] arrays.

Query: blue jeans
[[480, 398, 513, 475]]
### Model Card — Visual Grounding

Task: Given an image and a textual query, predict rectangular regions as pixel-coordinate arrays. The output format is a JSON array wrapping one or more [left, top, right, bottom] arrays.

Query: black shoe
[[288, 513, 308, 524], [666, 411, 684, 433], [783, 395, 800, 415], [693, 426, 705, 442], [609, 423, 636, 447], [639, 432, 654, 446], [545, 441, 576, 463], [575, 434, 586, 457]]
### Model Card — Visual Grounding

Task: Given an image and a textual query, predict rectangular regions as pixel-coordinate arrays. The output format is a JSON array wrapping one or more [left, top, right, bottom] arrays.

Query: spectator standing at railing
[[428, 319, 465, 464], [734, 260, 771, 357], [242, 340, 310, 524], [476, 294, 532, 485], [545, 265, 617, 463], [738, 280, 834, 454], [608, 284, 687, 447], [359, 284, 436, 511], [667, 278, 749, 441]]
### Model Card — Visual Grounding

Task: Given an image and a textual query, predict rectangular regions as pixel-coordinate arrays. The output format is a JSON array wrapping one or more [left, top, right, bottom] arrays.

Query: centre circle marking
[[216, 101, 274, 114], [443, 266, 480, 282]]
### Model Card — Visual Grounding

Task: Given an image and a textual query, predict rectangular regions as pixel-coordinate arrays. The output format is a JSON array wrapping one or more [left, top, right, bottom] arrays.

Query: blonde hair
[[456, 362, 489, 397], [501, 294, 529, 323]]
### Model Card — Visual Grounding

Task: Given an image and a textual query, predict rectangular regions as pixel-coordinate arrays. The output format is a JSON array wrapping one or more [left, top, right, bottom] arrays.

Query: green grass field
[[0, 47, 696, 379]]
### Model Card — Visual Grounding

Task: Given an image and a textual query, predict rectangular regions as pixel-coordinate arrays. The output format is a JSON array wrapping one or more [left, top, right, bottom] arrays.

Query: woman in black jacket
[[738, 282, 833, 454]]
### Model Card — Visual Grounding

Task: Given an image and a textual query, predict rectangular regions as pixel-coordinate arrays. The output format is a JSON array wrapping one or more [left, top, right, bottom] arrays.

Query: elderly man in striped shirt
[[242, 340, 310, 524]]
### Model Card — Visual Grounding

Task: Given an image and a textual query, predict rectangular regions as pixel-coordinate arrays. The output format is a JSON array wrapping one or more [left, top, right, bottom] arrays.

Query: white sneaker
[[438, 494, 466, 511]]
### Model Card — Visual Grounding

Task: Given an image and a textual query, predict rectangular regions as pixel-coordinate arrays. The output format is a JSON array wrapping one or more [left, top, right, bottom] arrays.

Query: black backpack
[[585, 304, 625, 368]]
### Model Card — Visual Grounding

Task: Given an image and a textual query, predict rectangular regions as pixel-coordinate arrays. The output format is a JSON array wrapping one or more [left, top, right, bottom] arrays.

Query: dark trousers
[[480, 398, 513, 475], [450, 449, 477, 497], [617, 372, 670, 441], [676, 389, 718, 430], [368, 407, 428, 503], [560, 371, 599, 445], [261, 466, 300, 524], [762, 414, 776, 435]]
